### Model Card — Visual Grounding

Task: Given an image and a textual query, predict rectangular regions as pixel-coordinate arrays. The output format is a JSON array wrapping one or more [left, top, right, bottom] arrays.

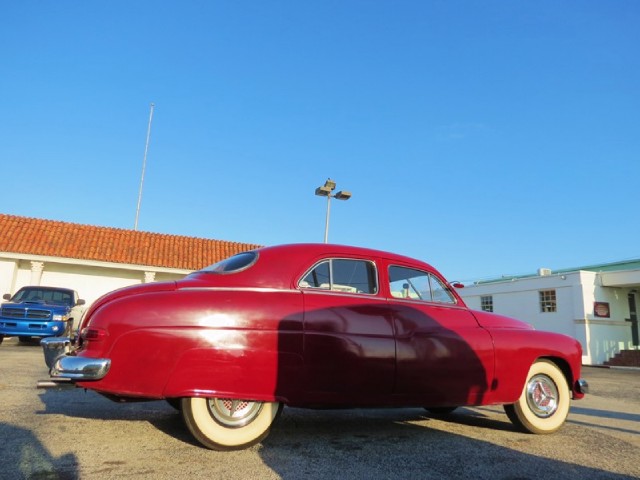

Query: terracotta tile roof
[[0, 214, 261, 271]]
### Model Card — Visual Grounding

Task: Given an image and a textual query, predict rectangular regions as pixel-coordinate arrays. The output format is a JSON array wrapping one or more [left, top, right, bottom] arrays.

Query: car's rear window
[[201, 251, 258, 274]]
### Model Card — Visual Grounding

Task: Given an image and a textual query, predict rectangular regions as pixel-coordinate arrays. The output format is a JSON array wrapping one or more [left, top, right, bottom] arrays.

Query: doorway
[[627, 292, 639, 347]]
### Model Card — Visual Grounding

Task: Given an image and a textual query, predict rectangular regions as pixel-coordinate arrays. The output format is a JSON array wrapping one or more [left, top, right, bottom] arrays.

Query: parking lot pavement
[[1, 338, 639, 480]]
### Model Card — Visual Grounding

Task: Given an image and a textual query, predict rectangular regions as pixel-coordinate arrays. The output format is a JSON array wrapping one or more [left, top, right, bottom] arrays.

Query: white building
[[459, 261, 640, 366], [0, 214, 259, 311]]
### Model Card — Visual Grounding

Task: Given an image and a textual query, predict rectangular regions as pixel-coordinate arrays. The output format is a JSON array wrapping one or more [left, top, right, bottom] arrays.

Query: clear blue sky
[[1, 1, 638, 282]]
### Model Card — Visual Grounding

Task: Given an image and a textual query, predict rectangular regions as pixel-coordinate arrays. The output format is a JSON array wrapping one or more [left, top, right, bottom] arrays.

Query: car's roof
[[257, 243, 432, 267], [186, 243, 438, 290]]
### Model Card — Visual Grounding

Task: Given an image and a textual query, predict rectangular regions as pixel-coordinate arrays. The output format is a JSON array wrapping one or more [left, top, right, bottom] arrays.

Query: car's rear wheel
[[0, 334, 4, 345], [18, 336, 31, 343], [181, 397, 282, 450], [504, 359, 570, 434]]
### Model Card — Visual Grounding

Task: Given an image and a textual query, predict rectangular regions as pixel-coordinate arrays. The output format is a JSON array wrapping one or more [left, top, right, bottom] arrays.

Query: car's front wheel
[[181, 397, 282, 450], [504, 359, 570, 434]]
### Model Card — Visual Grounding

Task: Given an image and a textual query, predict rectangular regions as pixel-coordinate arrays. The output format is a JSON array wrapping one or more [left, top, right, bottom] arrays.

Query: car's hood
[[471, 310, 535, 330]]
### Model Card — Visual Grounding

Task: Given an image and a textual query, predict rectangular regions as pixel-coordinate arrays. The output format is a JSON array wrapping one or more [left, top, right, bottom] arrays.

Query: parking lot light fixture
[[315, 178, 351, 243]]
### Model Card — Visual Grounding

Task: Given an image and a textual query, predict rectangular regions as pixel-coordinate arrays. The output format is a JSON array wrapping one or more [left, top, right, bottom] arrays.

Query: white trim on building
[[459, 266, 640, 366]]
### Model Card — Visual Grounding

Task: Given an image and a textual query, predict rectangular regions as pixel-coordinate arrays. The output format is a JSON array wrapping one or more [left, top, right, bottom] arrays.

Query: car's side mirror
[[76, 299, 86, 306], [2, 293, 10, 300]]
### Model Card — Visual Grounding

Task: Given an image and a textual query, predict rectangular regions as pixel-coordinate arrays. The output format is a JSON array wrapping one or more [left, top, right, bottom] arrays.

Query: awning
[[600, 269, 640, 288]]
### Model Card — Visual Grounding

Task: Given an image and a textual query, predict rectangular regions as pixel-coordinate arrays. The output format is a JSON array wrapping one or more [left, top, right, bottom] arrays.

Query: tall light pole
[[315, 178, 351, 243]]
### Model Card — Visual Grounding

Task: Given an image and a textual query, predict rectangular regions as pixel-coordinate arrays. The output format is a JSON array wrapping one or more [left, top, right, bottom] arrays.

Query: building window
[[539, 290, 557, 313], [480, 295, 493, 312]]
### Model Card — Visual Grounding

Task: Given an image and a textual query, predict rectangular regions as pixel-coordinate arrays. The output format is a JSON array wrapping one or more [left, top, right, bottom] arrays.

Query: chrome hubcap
[[526, 374, 559, 418], [207, 398, 263, 428]]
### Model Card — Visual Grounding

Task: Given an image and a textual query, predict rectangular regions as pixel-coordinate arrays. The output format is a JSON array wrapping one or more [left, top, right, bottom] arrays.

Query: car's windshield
[[201, 251, 258, 274], [12, 288, 74, 306]]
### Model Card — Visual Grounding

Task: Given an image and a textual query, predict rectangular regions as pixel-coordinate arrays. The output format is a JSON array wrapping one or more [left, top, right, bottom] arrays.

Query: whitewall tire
[[504, 359, 570, 434], [181, 397, 282, 450]]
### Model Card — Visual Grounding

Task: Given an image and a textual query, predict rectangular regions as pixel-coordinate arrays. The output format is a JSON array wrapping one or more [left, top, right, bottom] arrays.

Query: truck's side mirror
[[2, 294, 10, 300], [76, 299, 86, 306]]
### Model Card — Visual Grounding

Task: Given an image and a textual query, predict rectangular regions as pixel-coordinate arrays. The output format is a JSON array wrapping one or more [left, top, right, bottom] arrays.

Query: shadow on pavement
[[0, 422, 78, 479], [570, 406, 640, 423], [257, 407, 638, 480]]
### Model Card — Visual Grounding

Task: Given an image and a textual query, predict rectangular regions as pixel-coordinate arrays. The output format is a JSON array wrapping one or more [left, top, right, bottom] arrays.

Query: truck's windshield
[[12, 288, 74, 306]]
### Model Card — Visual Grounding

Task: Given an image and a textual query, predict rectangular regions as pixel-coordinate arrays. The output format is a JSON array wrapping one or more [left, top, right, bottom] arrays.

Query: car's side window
[[300, 259, 378, 294], [389, 265, 455, 304], [300, 260, 331, 289], [389, 266, 429, 300]]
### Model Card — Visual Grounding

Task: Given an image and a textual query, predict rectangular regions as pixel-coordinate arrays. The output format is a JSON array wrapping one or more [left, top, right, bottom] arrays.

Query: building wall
[[1, 254, 190, 309], [581, 277, 637, 366], [0, 259, 18, 297], [460, 271, 635, 365]]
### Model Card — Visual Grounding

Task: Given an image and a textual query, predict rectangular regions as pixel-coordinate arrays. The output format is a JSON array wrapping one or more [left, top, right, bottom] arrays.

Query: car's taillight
[[81, 328, 108, 341]]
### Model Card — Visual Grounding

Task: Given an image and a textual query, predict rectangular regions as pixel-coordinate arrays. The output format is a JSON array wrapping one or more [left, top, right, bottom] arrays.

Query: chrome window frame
[[200, 251, 259, 275], [388, 265, 458, 305], [298, 258, 379, 295]]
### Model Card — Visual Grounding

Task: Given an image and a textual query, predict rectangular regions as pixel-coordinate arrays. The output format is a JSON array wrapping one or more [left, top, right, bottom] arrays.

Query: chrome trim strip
[[180, 287, 298, 294], [302, 289, 389, 302]]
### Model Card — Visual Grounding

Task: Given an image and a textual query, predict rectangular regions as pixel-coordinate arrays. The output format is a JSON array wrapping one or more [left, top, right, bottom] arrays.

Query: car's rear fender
[[161, 341, 302, 402]]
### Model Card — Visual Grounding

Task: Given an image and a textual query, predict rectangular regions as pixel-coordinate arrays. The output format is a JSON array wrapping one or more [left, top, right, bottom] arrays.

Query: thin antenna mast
[[134, 102, 155, 231]]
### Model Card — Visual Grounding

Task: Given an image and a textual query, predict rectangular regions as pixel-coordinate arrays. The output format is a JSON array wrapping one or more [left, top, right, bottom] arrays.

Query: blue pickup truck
[[0, 286, 85, 345]]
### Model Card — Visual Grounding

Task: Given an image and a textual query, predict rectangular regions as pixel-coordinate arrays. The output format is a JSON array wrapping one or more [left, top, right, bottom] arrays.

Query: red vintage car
[[41, 243, 588, 450]]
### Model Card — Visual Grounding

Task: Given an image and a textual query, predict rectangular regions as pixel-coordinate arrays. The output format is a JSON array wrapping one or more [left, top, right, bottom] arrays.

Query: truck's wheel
[[181, 397, 282, 450], [0, 334, 4, 345]]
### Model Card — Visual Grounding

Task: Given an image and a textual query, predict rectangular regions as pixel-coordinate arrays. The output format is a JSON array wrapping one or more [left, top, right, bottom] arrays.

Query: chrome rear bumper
[[40, 336, 110, 383], [41, 337, 72, 369], [50, 355, 111, 380]]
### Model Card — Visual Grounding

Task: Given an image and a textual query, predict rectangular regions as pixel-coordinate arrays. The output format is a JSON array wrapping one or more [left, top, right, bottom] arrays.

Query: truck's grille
[[1, 307, 51, 320], [27, 309, 51, 319]]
